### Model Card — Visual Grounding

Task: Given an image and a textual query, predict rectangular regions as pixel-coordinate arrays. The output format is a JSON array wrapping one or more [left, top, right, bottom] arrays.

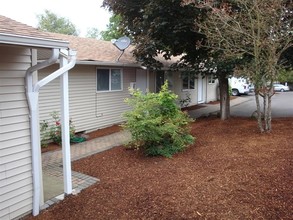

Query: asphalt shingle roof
[[0, 15, 137, 64], [0, 15, 66, 42], [0, 15, 177, 66], [47, 33, 137, 64]]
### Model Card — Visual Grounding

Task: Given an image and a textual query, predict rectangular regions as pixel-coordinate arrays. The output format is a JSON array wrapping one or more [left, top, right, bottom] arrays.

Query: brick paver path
[[41, 130, 131, 209]]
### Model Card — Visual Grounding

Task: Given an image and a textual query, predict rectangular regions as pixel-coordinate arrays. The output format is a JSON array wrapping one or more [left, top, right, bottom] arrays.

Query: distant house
[[38, 33, 218, 134], [0, 16, 75, 219]]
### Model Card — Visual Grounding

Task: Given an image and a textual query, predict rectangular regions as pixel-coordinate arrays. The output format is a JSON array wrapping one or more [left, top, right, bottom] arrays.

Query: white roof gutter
[[75, 60, 173, 70], [75, 60, 143, 68], [25, 48, 77, 216], [0, 33, 69, 49]]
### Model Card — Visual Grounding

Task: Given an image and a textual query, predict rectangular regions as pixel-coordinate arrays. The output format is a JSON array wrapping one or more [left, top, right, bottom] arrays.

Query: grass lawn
[[25, 117, 293, 220]]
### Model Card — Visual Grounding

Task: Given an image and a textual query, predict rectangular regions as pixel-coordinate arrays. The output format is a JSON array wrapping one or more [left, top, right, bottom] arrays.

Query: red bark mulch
[[28, 117, 293, 219]]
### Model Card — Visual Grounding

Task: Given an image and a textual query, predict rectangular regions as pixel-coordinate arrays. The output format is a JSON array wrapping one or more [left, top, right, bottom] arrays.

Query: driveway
[[231, 91, 293, 117]]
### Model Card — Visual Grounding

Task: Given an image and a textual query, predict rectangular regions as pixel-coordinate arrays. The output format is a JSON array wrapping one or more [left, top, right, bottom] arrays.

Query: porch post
[[60, 51, 72, 194]]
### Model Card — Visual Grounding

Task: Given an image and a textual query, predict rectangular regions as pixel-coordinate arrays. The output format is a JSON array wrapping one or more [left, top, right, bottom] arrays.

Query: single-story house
[[38, 33, 219, 134], [0, 16, 76, 219], [0, 15, 218, 219]]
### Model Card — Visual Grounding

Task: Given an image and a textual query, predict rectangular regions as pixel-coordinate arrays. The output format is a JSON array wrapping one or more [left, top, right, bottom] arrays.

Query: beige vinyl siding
[[39, 65, 135, 133], [0, 45, 33, 220]]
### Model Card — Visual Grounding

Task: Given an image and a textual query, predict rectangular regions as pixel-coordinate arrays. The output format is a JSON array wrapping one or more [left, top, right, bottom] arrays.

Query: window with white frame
[[208, 75, 216, 84], [97, 68, 122, 91], [182, 73, 195, 90]]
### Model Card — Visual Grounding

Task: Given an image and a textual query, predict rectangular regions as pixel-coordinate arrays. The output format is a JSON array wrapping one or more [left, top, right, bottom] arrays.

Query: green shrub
[[40, 120, 50, 147], [123, 81, 195, 158]]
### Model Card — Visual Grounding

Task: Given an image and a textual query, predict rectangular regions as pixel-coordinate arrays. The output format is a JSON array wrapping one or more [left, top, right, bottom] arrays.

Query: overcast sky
[[0, 0, 112, 36]]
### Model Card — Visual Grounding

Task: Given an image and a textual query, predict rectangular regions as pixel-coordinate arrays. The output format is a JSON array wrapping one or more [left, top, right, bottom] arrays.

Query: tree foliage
[[100, 14, 124, 40], [197, 0, 293, 132], [86, 27, 100, 39], [123, 82, 194, 158], [103, 0, 205, 69], [37, 10, 79, 36], [278, 69, 293, 83]]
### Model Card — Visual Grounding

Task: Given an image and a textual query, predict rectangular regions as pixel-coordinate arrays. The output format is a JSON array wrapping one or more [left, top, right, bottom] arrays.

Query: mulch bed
[[28, 117, 293, 219]]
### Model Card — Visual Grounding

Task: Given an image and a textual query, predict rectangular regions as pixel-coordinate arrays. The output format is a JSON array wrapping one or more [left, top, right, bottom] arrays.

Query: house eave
[[76, 60, 143, 68], [0, 33, 69, 49]]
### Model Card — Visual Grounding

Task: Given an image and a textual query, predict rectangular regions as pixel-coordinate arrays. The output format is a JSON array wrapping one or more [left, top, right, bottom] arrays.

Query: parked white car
[[273, 83, 290, 92], [229, 77, 250, 96]]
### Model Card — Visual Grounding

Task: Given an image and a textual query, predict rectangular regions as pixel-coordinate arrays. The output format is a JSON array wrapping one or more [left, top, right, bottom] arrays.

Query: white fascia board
[[76, 60, 143, 68], [76, 60, 173, 70], [48, 60, 173, 70], [0, 33, 69, 49]]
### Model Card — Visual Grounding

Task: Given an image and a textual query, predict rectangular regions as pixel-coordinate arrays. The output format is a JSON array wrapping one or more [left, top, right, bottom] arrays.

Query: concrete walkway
[[41, 97, 246, 210], [188, 96, 250, 119]]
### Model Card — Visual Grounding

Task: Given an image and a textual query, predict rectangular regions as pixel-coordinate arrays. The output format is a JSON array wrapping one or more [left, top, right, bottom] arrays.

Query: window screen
[[97, 68, 122, 91], [111, 69, 122, 90]]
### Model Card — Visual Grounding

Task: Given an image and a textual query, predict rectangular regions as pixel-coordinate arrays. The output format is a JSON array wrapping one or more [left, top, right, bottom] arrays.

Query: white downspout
[[25, 49, 77, 216], [26, 49, 59, 216]]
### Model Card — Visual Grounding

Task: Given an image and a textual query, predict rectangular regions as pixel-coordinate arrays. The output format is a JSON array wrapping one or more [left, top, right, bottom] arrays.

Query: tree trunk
[[263, 92, 268, 129], [263, 92, 273, 132], [255, 88, 273, 133], [255, 90, 264, 132], [266, 94, 272, 131], [218, 75, 230, 120]]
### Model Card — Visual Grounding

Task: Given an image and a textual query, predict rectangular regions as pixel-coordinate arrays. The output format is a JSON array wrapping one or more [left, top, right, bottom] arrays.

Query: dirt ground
[[27, 117, 292, 220]]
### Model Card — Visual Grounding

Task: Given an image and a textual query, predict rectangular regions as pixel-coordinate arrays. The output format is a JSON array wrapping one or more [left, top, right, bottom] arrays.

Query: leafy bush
[[123, 81, 195, 158], [40, 120, 50, 147]]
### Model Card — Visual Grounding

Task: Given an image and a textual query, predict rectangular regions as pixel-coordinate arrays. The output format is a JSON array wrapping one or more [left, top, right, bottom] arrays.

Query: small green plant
[[40, 111, 84, 146], [179, 92, 191, 108], [49, 111, 75, 145], [123, 81, 195, 158], [40, 120, 49, 147]]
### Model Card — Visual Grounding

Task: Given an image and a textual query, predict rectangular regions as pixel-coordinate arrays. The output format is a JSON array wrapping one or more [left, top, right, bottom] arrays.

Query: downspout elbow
[[34, 50, 77, 92], [25, 48, 59, 93]]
